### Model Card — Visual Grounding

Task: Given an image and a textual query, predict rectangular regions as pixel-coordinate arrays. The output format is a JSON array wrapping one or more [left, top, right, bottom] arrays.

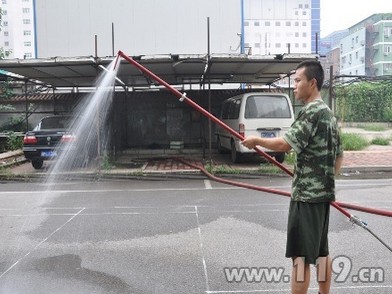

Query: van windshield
[[245, 95, 291, 118]]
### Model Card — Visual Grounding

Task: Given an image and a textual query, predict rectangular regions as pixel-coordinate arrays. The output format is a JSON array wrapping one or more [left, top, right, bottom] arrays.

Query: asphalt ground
[[0, 177, 391, 293]]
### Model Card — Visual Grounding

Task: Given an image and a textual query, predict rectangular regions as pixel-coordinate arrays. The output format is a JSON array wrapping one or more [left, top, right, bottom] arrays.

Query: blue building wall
[[311, 0, 320, 54]]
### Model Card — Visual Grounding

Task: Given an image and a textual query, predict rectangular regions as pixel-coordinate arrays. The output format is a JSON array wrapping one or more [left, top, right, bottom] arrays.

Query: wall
[[34, 0, 241, 58]]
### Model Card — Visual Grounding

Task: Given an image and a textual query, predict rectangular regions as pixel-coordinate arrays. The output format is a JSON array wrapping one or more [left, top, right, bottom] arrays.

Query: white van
[[216, 92, 294, 163]]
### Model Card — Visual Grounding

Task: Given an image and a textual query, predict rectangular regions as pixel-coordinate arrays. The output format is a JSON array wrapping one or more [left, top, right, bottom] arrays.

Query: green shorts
[[285, 200, 330, 264]]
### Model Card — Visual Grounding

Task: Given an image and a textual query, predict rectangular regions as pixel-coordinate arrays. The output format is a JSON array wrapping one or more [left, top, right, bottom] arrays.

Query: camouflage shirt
[[283, 99, 343, 203]]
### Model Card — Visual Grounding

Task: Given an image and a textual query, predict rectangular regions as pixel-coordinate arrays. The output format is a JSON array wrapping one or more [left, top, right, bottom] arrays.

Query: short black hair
[[296, 60, 324, 91]]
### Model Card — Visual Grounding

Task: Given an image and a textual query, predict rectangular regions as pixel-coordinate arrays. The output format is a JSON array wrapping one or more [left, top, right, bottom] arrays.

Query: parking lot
[[0, 176, 391, 293]]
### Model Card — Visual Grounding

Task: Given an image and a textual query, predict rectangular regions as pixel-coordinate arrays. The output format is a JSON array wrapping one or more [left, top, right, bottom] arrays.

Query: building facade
[[33, 0, 241, 58], [340, 13, 392, 77], [243, 0, 320, 55], [0, 0, 36, 59]]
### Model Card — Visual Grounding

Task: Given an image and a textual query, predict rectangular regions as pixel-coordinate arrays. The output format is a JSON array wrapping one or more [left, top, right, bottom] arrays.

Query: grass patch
[[258, 164, 286, 174], [341, 133, 369, 151], [205, 164, 241, 174], [361, 124, 387, 132], [371, 137, 390, 146]]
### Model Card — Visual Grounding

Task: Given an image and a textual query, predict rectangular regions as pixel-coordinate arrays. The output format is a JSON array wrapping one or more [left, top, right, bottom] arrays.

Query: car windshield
[[38, 116, 72, 130], [245, 95, 291, 118]]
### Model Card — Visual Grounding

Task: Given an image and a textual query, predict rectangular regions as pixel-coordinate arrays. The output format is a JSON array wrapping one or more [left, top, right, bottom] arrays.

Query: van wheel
[[217, 136, 225, 154], [32, 159, 44, 170], [231, 141, 241, 163], [275, 153, 285, 163]]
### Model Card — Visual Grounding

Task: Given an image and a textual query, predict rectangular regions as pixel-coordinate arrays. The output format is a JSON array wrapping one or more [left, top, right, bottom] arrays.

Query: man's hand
[[242, 135, 292, 152], [241, 136, 261, 149]]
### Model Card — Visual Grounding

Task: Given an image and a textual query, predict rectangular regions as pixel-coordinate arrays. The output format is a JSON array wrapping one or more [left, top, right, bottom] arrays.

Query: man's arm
[[335, 155, 343, 175], [241, 135, 292, 152]]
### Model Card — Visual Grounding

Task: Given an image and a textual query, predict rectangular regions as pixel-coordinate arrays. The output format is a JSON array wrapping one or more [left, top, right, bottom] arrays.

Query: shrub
[[371, 137, 390, 146], [341, 133, 369, 151], [6, 131, 23, 151]]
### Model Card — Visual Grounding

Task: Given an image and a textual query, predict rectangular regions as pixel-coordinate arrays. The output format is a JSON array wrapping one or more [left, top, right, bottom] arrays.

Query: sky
[[320, 0, 392, 37]]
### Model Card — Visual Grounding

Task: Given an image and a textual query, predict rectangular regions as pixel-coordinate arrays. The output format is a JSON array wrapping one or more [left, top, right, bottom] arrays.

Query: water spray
[[115, 50, 391, 252]]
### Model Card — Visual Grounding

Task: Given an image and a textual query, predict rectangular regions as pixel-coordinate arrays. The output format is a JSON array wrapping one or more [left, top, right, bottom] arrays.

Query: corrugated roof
[[0, 53, 318, 88]]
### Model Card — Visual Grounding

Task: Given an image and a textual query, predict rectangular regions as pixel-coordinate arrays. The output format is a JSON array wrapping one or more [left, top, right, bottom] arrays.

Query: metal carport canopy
[[0, 53, 318, 88]]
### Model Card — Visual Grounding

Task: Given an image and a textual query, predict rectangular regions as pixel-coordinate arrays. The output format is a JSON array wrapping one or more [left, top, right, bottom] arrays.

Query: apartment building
[[243, 0, 320, 55], [340, 13, 392, 77], [0, 0, 35, 59]]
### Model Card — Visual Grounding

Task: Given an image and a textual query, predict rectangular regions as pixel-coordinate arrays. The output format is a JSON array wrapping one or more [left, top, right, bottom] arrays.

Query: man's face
[[293, 67, 313, 103]]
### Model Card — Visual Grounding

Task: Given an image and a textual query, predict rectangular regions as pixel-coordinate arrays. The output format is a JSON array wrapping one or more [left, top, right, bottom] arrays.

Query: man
[[242, 60, 343, 294]]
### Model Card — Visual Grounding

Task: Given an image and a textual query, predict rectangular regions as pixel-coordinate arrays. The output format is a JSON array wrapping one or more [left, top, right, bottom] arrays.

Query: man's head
[[293, 60, 324, 103], [295, 60, 324, 91]]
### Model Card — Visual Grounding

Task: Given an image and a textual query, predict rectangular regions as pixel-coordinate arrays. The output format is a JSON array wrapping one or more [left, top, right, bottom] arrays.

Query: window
[[2, 0, 7, 4], [245, 95, 291, 119], [286, 21, 291, 26], [244, 21, 249, 26], [275, 21, 281, 26], [23, 8, 30, 13], [302, 11, 307, 15], [24, 41, 31, 47], [384, 27, 392, 37], [255, 43, 260, 48], [295, 11, 299, 16], [302, 43, 307, 48], [4, 31, 8, 37], [356, 36, 359, 43], [299, 4, 303, 8], [228, 99, 241, 119], [302, 32, 307, 37], [305, 4, 309, 8], [254, 21, 260, 26], [3, 21, 8, 26], [23, 19, 31, 25], [302, 22, 307, 26], [295, 43, 299, 48], [356, 51, 359, 59], [265, 21, 270, 26], [24, 53, 32, 58], [4, 41, 9, 47], [24, 30, 31, 36], [2, 10, 7, 15], [295, 22, 299, 26], [276, 43, 281, 48], [295, 32, 299, 37]]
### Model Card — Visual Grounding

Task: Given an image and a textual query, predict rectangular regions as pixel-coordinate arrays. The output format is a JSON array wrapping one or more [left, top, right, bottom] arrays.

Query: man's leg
[[317, 256, 332, 294], [291, 257, 310, 294]]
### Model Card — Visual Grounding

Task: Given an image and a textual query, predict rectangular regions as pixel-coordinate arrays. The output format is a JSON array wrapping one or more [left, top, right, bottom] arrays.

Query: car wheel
[[231, 140, 241, 163], [32, 159, 44, 170], [275, 153, 285, 163]]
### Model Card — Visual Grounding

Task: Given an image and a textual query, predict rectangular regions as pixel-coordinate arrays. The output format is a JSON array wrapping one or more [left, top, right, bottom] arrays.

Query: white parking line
[[195, 205, 210, 293], [204, 179, 213, 189], [206, 285, 392, 293]]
